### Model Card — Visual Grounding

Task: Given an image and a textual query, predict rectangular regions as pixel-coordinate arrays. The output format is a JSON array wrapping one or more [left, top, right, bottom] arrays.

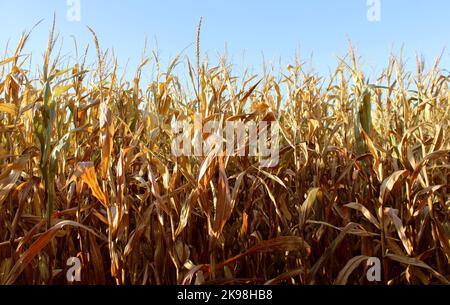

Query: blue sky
[[1, 0, 449, 80]]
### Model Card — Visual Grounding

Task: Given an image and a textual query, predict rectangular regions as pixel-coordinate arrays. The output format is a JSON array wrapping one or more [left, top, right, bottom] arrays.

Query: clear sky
[[1, 0, 449, 80]]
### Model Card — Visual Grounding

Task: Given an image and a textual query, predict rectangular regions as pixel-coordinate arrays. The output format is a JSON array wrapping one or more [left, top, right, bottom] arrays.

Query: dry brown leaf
[[379, 170, 408, 204], [335, 255, 370, 285], [174, 190, 198, 238], [73, 162, 108, 208], [0, 155, 28, 206], [99, 101, 114, 180], [345, 202, 381, 229], [0, 103, 17, 115], [4, 220, 100, 285], [385, 208, 414, 256], [386, 253, 449, 284], [299, 188, 321, 230]]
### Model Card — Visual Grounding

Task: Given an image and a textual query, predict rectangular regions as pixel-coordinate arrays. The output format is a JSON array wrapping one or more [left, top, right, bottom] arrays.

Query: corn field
[[0, 25, 449, 285]]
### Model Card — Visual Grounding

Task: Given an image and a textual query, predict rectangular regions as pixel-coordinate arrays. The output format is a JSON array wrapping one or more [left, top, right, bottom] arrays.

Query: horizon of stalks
[[0, 23, 449, 285]]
